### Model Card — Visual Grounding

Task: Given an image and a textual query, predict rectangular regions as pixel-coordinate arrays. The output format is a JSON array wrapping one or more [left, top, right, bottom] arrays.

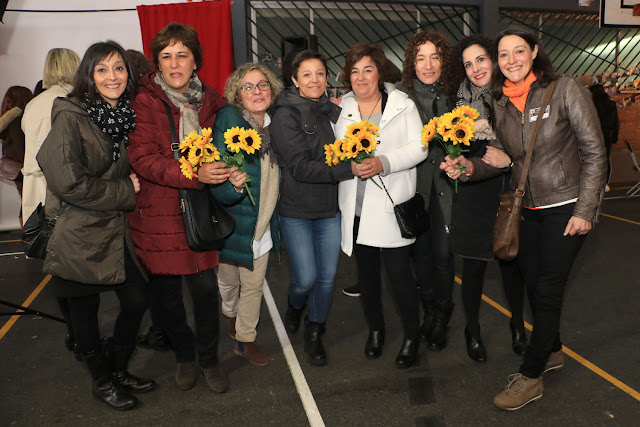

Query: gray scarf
[[456, 78, 493, 123], [155, 72, 204, 140], [240, 107, 275, 165]]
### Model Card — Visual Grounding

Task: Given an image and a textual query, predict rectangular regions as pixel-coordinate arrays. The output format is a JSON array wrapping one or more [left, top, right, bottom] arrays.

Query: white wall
[[0, 0, 173, 230]]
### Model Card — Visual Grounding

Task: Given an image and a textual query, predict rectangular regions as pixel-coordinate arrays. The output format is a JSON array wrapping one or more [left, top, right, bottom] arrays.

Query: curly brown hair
[[224, 63, 283, 108], [401, 30, 454, 93]]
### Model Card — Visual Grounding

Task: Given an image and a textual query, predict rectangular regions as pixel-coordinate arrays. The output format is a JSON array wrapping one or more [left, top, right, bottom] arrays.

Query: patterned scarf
[[503, 72, 538, 114], [154, 72, 204, 140], [240, 107, 275, 165], [456, 78, 493, 125], [81, 94, 135, 162]]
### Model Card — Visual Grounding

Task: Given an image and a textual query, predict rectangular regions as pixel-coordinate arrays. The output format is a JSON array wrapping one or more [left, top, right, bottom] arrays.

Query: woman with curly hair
[[210, 63, 283, 367], [444, 34, 527, 363], [396, 30, 456, 352]]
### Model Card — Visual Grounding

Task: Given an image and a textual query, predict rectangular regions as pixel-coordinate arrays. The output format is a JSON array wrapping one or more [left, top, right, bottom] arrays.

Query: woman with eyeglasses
[[271, 50, 355, 366], [210, 63, 283, 367]]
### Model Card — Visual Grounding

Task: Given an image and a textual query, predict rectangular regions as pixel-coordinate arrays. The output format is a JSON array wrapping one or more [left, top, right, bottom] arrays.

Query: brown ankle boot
[[201, 365, 229, 393], [235, 341, 270, 366], [493, 373, 543, 411], [175, 362, 197, 391]]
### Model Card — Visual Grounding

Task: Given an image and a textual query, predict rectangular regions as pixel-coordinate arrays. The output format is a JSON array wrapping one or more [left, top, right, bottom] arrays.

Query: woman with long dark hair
[[443, 26, 606, 410], [37, 41, 155, 411], [445, 34, 527, 362]]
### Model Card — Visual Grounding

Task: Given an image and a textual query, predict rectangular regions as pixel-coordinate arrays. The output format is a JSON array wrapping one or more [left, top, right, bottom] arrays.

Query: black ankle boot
[[364, 330, 385, 360], [464, 327, 487, 362], [510, 321, 527, 356], [427, 301, 454, 351], [304, 318, 326, 366], [137, 326, 171, 352], [419, 298, 436, 342], [395, 339, 419, 369], [107, 339, 156, 394], [84, 349, 138, 411], [285, 300, 304, 334]]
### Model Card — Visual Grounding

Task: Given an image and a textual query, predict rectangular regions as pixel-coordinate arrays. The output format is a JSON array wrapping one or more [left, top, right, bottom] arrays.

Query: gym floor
[[1, 184, 638, 426]]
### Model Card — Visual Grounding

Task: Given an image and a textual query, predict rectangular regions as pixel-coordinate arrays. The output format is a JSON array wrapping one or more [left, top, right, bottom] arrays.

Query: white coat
[[337, 83, 428, 256], [21, 84, 72, 220]]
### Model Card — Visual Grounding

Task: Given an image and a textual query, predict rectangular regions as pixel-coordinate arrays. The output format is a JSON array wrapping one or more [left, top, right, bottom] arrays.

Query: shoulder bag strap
[[161, 100, 180, 161], [516, 79, 558, 196]]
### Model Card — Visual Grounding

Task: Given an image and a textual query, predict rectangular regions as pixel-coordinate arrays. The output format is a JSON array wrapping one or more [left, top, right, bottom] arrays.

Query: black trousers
[[150, 269, 220, 368], [414, 191, 455, 304], [517, 204, 585, 378], [354, 216, 419, 340], [461, 258, 525, 337], [63, 252, 147, 355]]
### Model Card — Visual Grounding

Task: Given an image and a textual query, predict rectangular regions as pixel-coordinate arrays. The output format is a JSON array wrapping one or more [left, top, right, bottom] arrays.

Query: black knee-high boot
[[83, 349, 138, 411], [107, 339, 156, 394]]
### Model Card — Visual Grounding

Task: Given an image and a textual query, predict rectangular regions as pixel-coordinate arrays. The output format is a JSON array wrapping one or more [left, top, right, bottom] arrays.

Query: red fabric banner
[[137, 0, 233, 94]]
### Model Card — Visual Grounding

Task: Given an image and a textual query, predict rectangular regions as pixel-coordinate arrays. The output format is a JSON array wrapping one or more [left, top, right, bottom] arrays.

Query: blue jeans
[[279, 213, 341, 323]]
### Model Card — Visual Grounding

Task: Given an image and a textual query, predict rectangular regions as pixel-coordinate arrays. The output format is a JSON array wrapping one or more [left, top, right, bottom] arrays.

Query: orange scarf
[[503, 72, 537, 114]]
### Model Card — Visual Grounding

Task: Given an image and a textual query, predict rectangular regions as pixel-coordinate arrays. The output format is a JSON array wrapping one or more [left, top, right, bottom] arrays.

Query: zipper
[[137, 208, 143, 219]]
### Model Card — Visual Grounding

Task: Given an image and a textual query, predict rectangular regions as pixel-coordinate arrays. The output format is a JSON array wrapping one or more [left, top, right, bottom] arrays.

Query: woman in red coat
[[128, 22, 241, 393]]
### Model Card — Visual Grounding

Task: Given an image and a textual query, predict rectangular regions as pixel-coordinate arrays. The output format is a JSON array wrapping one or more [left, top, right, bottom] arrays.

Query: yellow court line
[[0, 239, 20, 243], [600, 213, 640, 226], [454, 275, 640, 402], [0, 275, 52, 341]]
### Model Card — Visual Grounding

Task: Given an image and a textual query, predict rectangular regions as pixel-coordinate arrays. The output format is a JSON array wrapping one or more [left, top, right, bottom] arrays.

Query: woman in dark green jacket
[[210, 63, 282, 367]]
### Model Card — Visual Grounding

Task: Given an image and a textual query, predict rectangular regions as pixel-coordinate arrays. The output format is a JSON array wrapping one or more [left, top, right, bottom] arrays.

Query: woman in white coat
[[336, 43, 428, 369], [22, 48, 80, 221]]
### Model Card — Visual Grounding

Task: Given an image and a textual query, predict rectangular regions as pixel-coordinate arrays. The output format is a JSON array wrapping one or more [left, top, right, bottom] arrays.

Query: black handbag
[[21, 202, 69, 259], [379, 179, 430, 239], [162, 101, 235, 252]]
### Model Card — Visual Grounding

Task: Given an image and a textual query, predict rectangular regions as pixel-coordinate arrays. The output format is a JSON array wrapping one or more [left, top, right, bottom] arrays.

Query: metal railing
[[247, 1, 479, 88]]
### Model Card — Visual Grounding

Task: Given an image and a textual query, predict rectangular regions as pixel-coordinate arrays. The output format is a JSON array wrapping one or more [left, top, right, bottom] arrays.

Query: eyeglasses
[[241, 81, 271, 95]]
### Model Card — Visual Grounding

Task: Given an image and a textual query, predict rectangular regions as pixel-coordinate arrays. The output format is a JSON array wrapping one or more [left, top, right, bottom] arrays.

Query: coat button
[[439, 191, 444, 196], [397, 108, 402, 111], [436, 96, 440, 100], [381, 119, 386, 123], [348, 114, 352, 117], [430, 159, 435, 164]]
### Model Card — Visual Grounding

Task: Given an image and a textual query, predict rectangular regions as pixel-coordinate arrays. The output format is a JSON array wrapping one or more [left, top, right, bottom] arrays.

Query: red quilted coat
[[128, 72, 227, 276]]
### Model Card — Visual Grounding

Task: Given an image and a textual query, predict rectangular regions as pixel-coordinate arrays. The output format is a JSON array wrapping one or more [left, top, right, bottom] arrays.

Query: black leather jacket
[[271, 86, 352, 219], [471, 77, 607, 221]]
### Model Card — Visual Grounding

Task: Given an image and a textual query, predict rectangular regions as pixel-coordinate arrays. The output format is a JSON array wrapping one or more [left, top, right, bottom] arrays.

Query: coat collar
[[340, 82, 407, 130]]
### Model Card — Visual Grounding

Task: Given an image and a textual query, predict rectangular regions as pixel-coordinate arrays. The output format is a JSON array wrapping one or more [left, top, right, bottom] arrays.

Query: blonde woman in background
[[22, 48, 80, 222]]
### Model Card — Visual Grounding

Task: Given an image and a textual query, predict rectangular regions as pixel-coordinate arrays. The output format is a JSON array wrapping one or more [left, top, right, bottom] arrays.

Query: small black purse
[[379, 179, 430, 239], [162, 101, 235, 252], [21, 203, 69, 259]]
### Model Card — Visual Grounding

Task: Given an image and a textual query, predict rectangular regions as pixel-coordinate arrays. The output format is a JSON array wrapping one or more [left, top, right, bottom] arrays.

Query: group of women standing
[[27, 19, 605, 413]]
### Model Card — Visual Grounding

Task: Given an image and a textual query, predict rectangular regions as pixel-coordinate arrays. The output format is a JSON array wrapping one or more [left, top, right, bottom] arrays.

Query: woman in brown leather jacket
[[443, 26, 606, 411]]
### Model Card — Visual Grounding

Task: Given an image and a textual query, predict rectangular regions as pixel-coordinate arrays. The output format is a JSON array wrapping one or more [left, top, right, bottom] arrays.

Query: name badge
[[529, 105, 550, 122]]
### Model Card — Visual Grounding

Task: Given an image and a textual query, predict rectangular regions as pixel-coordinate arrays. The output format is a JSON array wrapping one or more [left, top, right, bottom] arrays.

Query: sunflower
[[354, 131, 377, 154], [241, 128, 262, 154], [201, 127, 213, 144], [224, 127, 244, 153], [179, 130, 199, 152], [324, 143, 335, 166], [188, 145, 204, 167], [360, 120, 380, 137], [201, 143, 221, 163], [421, 118, 437, 145], [449, 122, 475, 146], [342, 137, 361, 160], [179, 157, 198, 179], [437, 114, 454, 141], [347, 122, 364, 136], [328, 140, 344, 164], [454, 105, 479, 120]]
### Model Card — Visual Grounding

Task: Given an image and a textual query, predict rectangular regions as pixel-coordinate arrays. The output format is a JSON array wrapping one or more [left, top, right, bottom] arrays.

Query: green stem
[[369, 175, 383, 190], [244, 183, 256, 207]]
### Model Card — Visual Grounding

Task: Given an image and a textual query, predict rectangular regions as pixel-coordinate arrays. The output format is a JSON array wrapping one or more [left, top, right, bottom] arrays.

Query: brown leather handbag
[[493, 80, 557, 261]]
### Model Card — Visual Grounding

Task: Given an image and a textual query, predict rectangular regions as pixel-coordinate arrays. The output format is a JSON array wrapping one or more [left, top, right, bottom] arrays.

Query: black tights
[[68, 285, 147, 354], [461, 258, 525, 338]]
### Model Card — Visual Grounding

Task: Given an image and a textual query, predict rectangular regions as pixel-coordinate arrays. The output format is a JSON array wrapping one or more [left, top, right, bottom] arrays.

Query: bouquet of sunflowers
[[324, 119, 382, 188], [221, 126, 262, 206], [421, 106, 479, 191], [178, 127, 220, 179]]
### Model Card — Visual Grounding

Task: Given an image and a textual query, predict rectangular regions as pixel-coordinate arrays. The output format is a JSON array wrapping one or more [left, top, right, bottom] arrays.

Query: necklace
[[359, 93, 382, 120]]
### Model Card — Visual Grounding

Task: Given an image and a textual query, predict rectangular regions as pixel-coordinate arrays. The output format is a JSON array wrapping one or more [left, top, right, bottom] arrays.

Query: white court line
[[0, 252, 24, 257], [262, 279, 325, 427]]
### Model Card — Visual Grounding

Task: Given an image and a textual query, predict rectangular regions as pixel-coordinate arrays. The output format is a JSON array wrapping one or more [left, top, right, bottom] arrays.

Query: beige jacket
[[21, 84, 72, 220]]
